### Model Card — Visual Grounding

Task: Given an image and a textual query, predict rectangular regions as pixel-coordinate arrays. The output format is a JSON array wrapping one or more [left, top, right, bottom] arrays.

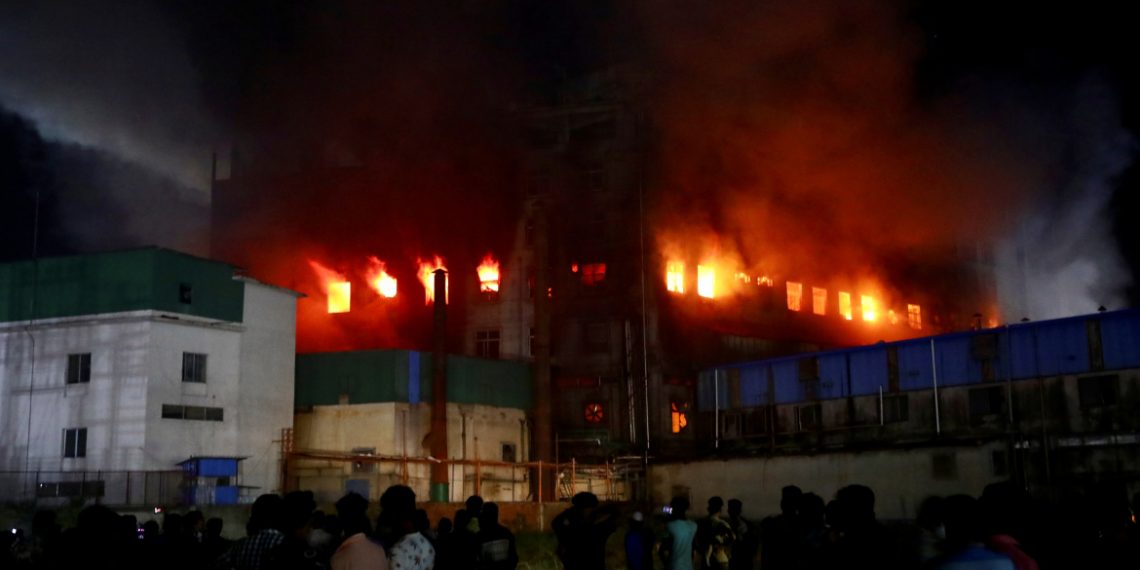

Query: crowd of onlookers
[[3, 480, 1139, 569]]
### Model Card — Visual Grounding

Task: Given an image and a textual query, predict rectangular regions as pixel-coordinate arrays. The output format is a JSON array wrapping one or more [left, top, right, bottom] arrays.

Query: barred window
[[63, 428, 87, 458]]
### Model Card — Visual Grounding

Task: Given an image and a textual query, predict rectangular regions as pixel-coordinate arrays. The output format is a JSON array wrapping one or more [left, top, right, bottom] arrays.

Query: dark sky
[[1, 0, 1137, 317]]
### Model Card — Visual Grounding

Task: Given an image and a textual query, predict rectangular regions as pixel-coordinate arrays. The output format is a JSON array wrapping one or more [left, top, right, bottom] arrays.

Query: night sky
[[1, 1, 1137, 317]]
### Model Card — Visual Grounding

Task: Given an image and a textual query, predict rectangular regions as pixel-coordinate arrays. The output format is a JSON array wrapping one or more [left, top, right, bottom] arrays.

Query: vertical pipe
[[714, 370, 720, 450], [931, 339, 941, 435], [879, 386, 884, 426], [429, 269, 449, 502]]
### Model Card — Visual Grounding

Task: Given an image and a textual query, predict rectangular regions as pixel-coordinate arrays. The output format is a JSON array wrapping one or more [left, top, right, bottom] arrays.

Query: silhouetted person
[[222, 493, 287, 570], [980, 483, 1037, 570], [905, 496, 946, 568], [59, 504, 122, 568], [270, 490, 324, 570], [760, 485, 801, 570], [466, 495, 485, 534], [204, 517, 233, 564], [794, 493, 827, 570], [697, 496, 734, 569], [662, 495, 698, 570], [379, 485, 434, 570], [932, 494, 1013, 570], [475, 502, 518, 570], [824, 485, 896, 569], [727, 499, 757, 570], [331, 492, 387, 570], [625, 511, 655, 570], [553, 491, 617, 569], [446, 509, 478, 568]]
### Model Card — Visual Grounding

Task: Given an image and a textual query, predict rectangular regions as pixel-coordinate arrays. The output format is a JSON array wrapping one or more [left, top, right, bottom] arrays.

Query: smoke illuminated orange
[[477, 254, 500, 293], [666, 261, 685, 294], [417, 255, 448, 304], [697, 265, 715, 298], [365, 256, 398, 299], [308, 260, 351, 314]]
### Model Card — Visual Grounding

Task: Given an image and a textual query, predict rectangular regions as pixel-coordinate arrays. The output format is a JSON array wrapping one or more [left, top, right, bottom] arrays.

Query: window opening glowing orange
[[838, 292, 853, 320], [666, 261, 685, 294], [697, 265, 715, 298], [812, 287, 827, 315], [862, 295, 876, 322], [786, 282, 803, 311]]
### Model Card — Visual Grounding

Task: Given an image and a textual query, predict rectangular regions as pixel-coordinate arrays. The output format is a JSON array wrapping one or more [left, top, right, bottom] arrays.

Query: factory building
[[651, 309, 1140, 519], [0, 248, 299, 504]]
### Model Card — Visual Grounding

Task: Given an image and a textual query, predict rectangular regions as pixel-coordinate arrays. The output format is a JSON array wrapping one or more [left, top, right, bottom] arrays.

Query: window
[[882, 394, 908, 423], [63, 428, 87, 458], [66, 353, 91, 384], [670, 401, 689, 433], [501, 443, 517, 463], [861, 295, 877, 322], [968, 386, 1004, 417], [580, 263, 606, 286], [179, 283, 193, 304], [475, 330, 500, 359], [838, 292, 853, 320], [907, 304, 922, 330], [786, 282, 803, 311], [161, 404, 224, 422], [932, 453, 958, 480], [812, 287, 827, 315], [796, 404, 822, 431], [352, 447, 376, 473], [182, 353, 207, 383], [1078, 375, 1119, 409]]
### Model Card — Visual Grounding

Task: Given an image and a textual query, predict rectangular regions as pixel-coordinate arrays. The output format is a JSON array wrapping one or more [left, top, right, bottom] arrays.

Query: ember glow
[[477, 253, 501, 293], [417, 255, 448, 304], [697, 264, 716, 298], [666, 261, 685, 294], [861, 295, 877, 322], [308, 260, 351, 314], [366, 256, 398, 299]]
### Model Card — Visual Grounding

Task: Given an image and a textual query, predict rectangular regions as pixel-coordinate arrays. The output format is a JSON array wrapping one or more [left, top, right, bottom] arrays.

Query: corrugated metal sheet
[[700, 310, 1140, 410], [0, 248, 244, 323], [1101, 312, 1140, 369], [848, 347, 888, 396], [1033, 319, 1089, 375], [295, 350, 532, 409]]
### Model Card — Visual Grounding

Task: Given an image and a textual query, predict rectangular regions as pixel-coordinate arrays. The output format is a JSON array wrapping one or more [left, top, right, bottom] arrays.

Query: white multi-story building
[[0, 248, 299, 504]]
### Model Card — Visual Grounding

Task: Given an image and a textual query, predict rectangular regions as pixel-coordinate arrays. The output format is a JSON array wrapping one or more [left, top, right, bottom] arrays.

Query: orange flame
[[307, 260, 351, 314], [838, 291, 853, 320], [861, 295, 877, 322], [417, 255, 448, 304], [477, 254, 500, 293], [697, 264, 716, 298], [666, 261, 685, 294], [365, 256, 398, 299]]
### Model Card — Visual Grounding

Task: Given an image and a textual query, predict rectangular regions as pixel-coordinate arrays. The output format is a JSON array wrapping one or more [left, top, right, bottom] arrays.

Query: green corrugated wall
[[295, 350, 533, 410], [0, 248, 244, 323]]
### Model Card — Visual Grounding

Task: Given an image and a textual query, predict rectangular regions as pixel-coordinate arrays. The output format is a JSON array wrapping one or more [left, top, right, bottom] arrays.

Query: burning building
[[210, 64, 1001, 468]]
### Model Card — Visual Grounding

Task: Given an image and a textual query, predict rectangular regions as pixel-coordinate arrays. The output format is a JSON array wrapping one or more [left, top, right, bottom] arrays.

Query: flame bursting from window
[[365, 256, 398, 299], [666, 261, 685, 294], [477, 254, 500, 293], [417, 255, 448, 305], [861, 295, 877, 322], [308, 260, 351, 314], [697, 264, 716, 298]]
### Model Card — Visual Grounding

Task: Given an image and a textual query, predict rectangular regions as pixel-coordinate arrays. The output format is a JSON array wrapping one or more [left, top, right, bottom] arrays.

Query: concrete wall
[[648, 443, 1007, 522], [292, 401, 528, 503]]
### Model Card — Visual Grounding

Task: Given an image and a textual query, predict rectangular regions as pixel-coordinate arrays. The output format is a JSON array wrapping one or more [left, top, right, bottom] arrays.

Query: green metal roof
[[0, 248, 245, 323], [295, 350, 533, 410]]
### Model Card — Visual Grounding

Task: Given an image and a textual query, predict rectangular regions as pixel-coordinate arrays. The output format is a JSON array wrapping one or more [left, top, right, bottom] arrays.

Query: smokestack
[[429, 268, 449, 502]]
